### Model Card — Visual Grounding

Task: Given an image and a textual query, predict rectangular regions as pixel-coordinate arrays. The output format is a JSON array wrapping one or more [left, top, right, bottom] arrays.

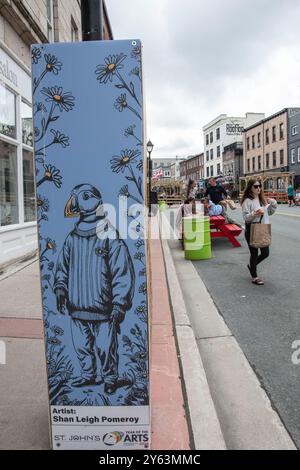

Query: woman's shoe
[[252, 277, 264, 285]]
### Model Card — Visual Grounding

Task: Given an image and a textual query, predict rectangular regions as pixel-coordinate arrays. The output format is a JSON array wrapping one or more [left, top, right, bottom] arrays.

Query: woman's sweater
[[242, 198, 277, 224]]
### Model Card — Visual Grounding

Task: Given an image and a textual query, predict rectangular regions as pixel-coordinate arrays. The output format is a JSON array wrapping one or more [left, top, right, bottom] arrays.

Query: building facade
[[0, 0, 112, 265], [179, 159, 186, 180], [222, 142, 243, 184], [243, 108, 300, 181], [287, 109, 300, 188], [185, 153, 204, 182], [203, 112, 265, 180], [152, 165, 172, 181], [152, 156, 184, 180]]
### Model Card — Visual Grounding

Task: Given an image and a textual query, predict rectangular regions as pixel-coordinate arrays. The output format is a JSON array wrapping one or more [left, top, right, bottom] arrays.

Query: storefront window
[[23, 149, 36, 222], [0, 83, 16, 139], [21, 101, 33, 147], [0, 140, 18, 226]]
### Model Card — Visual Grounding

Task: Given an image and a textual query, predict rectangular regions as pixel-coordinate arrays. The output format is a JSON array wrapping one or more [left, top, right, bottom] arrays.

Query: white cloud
[[106, 0, 300, 157]]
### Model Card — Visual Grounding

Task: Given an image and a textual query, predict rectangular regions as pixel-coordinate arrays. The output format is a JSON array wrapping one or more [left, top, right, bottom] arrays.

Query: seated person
[[176, 197, 195, 240], [201, 198, 242, 227], [201, 197, 226, 217]]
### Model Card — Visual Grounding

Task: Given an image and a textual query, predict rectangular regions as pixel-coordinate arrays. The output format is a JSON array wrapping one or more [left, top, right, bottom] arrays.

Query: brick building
[[185, 153, 204, 181], [243, 108, 300, 178], [287, 108, 300, 188], [0, 0, 112, 265], [179, 159, 186, 180], [179, 153, 204, 183]]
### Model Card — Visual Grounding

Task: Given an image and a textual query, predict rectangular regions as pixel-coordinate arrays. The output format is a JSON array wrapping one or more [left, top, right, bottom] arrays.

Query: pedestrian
[[202, 197, 223, 217], [205, 177, 227, 205], [176, 196, 196, 246], [295, 188, 300, 206], [241, 179, 277, 285], [287, 181, 295, 207], [186, 179, 198, 200], [205, 177, 237, 211]]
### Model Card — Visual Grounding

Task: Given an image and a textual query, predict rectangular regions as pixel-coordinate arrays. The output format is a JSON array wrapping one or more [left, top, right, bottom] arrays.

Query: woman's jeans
[[245, 224, 269, 278]]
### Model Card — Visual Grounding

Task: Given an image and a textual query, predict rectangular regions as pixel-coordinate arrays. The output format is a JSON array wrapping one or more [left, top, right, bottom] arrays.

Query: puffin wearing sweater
[[54, 184, 135, 394]]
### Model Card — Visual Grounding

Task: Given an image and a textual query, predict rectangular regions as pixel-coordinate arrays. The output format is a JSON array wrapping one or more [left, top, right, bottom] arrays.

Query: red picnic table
[[210, 215, 242, 248]]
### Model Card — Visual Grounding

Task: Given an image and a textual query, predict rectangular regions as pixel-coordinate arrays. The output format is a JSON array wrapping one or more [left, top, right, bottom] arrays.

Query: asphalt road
[[185, 205, 300, 447]]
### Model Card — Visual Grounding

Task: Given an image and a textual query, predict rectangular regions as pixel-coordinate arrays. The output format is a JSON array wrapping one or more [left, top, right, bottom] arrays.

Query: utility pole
[[81, 0, 103, 41]]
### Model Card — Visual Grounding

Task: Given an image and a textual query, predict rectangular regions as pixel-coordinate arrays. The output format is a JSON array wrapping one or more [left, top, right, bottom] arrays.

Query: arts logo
[[103, 431, 124, 446]]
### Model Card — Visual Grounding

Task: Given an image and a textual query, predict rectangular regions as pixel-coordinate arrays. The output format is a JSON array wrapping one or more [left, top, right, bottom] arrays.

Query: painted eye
[[83, 192, 90, 200]]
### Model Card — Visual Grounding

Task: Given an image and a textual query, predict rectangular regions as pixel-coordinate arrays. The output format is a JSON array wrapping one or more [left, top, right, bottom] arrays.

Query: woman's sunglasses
[[253, 184, 262, 189]]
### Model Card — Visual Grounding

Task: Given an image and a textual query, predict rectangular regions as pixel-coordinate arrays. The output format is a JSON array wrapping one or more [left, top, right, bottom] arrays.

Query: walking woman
[[241, 179, 277, 285], [186, 179, 198, 200]]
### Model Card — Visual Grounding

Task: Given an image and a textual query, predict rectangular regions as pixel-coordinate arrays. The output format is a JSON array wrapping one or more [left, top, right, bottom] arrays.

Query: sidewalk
[[0, 239, 190, 450]]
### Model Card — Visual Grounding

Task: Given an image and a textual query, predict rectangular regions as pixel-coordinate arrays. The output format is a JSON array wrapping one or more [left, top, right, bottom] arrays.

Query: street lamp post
[[147, 140, 154, 212]]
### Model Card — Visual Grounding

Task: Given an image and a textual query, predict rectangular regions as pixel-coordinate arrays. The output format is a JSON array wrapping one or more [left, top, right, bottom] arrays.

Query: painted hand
[[111, 309, 125, 323]]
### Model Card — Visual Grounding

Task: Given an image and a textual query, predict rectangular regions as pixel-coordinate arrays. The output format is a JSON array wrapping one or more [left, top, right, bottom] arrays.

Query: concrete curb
[[160, 231, 226, 450]]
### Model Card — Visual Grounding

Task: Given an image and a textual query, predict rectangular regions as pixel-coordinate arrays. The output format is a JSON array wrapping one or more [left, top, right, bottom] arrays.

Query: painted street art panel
[[31, 39, 150, 450]]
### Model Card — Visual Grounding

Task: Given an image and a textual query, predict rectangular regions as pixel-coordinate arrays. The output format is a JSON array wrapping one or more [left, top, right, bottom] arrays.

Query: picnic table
[[210, 215, 242, 248]]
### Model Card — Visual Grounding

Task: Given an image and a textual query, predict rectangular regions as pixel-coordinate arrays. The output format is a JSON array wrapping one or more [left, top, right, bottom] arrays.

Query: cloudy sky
[[106, 0, 300, 158]]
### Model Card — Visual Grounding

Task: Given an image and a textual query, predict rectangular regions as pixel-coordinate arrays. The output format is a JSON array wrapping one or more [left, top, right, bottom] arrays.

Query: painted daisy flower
[[41, 86, 75, 112], [37, 195, 50, 212], [110, 149, 140, 173], [95, 53, 126, 83], [51, 325, 64, 336], [135, 239, 144, 249], [46, 238, 57, 252], [119, 185, 130, 198], [43, 164, 62, 188], [130, 67, 140, 77], [34, 102, 47, 113], [139, 268, 146, 277], [47, 336, 61, 346], [138, 282, 147, 295], [50, 129, 70, 147], [135, 305, 147, 315], [131, 45, 141, 61], [44, 54, 62, 75], [136, 159, 143, 171], [32, 47, 42, 64], [124, 125, 136, 137], [114, 93, 128, 112], [134, 252, 145, 261]]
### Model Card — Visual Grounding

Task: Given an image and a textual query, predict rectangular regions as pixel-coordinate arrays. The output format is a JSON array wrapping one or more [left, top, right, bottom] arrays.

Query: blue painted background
[[31, 40, 148, 407]]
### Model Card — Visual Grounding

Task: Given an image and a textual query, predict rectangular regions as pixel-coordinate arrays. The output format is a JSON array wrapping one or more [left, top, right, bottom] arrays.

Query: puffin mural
[[54, 184, 135, 395]]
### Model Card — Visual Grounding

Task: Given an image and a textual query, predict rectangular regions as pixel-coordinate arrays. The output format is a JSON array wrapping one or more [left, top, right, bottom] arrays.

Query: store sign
[[32, 40, 150, 450], [0, 56, 18, 87], [226, 123, 244, 135], [0, 47, 31, 102]]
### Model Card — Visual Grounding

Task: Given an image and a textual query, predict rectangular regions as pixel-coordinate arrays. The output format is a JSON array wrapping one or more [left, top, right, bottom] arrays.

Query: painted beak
[[64, 193, 80, 218]]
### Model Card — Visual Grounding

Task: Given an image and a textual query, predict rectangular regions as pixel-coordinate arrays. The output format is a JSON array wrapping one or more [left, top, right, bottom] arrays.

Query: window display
[[0, 83, 16, 139], [0, 140, 18, 226], [21, 101, 33, 146], [23, 149, 35, 222]]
